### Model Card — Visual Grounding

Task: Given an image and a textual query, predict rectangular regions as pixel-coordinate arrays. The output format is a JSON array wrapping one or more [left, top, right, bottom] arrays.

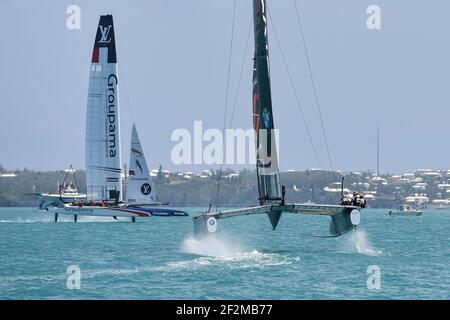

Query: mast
[[252, 0, 282, 229], [86, 15, 122, 203], [377, 126, 380, 176]]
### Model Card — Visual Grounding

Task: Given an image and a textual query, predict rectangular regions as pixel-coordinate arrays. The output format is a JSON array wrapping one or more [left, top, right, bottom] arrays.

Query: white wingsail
[[126, 124, 158, 206], [85, 15, 122, 203]]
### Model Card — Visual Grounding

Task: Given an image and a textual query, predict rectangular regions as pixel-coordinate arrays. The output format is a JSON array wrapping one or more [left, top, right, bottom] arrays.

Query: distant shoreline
[[1, 168, 448, 209]]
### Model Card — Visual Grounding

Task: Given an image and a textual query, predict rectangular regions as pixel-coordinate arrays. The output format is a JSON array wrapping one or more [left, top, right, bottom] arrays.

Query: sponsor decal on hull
[[59, 206, 150, 217], [64, 207, 95, 213]]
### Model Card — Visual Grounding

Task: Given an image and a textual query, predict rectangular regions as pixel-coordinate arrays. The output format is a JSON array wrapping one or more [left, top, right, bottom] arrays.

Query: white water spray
[[350, 229, 382, 256], [179, 234, 298, 270], [182, 234, 245, 257]]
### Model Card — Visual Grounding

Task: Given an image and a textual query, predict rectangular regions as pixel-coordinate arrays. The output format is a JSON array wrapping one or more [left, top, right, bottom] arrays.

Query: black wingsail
[[193, 0, 363, 238], [252, 0, 282, 229]]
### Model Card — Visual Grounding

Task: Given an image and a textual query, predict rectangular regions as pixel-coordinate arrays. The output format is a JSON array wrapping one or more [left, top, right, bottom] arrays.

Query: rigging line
[[118, 64, 160, 199], [221, 0, 237, 135], [266, 2, 328, 188], [71, 166, 79, 192], [62, 167, 70, 186], [214, 17, 251, 210], [293, 0, 334, 173], [212, 0, 238, 210], [265, 4, 323, 172], [228, 18, 253, 128], [117, 64, 136, 126]]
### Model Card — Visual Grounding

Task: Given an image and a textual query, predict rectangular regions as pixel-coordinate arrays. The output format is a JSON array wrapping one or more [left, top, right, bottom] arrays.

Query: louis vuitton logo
[[99, 25, 112, 43]]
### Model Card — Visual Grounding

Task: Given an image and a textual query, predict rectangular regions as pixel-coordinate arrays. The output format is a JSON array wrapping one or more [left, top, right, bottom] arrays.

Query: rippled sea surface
[[0, 207, 448, 299]]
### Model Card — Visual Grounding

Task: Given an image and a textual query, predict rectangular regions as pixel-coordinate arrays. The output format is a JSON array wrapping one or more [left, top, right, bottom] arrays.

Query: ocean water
[[0, 207, 448, 299]]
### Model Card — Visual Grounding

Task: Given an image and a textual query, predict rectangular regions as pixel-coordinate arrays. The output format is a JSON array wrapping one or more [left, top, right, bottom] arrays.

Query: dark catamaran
[[252, 0, 282, 230], [193, 0, 364, 237]]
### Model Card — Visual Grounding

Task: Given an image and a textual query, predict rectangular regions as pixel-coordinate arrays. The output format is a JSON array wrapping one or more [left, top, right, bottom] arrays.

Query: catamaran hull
[[128, 207, 189, 217], [328, 209, 360, 236], [48, 206, 188, 218], [193, 204, 361, 237]]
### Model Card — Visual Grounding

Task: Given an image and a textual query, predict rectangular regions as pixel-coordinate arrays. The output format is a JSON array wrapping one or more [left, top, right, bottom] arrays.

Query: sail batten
[[85, 15, 122, 202], [252, 0, 281, 205]]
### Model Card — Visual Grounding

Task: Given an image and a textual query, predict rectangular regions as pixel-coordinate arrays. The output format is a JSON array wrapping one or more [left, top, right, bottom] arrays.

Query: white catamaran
[[193, 0, 365, 237], [48, 15, 188, 222]]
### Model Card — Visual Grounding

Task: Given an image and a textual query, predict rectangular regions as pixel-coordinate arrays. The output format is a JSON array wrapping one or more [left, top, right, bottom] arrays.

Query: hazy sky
[[1, 0, 450, 173]]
